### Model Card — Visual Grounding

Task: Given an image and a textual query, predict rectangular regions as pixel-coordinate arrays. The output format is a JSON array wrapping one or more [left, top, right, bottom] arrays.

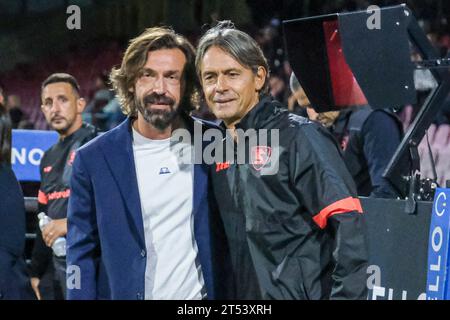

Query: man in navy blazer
[[66, 27, 231, 300]]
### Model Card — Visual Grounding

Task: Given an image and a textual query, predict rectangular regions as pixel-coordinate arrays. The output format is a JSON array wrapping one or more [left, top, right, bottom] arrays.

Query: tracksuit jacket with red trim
[[30, 123, 96, 278], [211, 96, 369, 300]]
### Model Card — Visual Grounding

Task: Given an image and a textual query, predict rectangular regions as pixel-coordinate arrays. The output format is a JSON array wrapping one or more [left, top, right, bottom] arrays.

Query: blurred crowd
[[1, 20, 449, 133]]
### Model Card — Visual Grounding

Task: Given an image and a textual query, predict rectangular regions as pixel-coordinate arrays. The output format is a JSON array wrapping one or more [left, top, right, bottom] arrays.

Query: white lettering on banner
[[402, 290, 407, 300], [372, 285, 385, 300], [387, 288, 393, 300], [11, 148, 44, 165], [371, 285, 424, 300], [417, 293, 427, 300], [12, 148, 26, 165], [29, 148, 43, 166], [435, 192, 447, 217], [367, 265, 425, 300], [432, 227, 443, 253], [428, 227, 443, 292], [427, 191, 448, 298]]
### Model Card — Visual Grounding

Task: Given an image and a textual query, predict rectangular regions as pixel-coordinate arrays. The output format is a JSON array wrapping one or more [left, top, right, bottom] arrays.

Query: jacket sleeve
[[289, 124, 369, 300], [66, 150, 100, 299]]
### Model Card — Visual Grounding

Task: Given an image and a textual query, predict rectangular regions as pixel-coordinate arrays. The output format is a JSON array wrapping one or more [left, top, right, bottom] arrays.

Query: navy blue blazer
[[67, 117, 231, 300], [0, 164, 36, 300]]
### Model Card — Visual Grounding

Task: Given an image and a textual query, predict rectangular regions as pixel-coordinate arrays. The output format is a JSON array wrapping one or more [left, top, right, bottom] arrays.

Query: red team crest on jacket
[[251, 146, 272, 171]]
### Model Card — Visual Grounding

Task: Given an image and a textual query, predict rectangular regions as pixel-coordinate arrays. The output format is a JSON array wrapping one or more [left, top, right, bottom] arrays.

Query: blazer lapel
[[193, 163, 208, 219], [99, 118, 145, 247], [192, 157, 215, 298]]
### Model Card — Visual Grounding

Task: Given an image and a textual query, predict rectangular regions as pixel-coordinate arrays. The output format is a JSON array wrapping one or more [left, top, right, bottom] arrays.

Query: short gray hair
[[195, 21, 270, 95]]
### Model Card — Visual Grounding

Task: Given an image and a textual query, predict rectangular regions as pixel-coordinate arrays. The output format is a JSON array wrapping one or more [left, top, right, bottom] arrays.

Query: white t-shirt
[[132, 127, 205, 300]]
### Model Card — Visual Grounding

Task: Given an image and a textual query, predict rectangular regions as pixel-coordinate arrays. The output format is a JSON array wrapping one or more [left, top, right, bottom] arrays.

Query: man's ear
[[254, 66, 267, 91], [77, 97, 86, 114]]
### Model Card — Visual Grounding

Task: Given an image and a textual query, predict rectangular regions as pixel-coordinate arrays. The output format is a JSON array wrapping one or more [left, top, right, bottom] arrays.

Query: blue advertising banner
[[426, 188, 450, 300], [12, 129, 59, 181]]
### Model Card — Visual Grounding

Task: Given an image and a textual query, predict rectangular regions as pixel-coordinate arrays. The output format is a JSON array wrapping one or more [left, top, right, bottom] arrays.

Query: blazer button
[[137, 292, 143, 300], [141, 249, 146, 258]]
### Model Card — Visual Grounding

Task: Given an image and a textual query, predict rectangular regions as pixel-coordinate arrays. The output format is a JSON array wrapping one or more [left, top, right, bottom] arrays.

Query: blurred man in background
[[30, 73, 96, 299], [0, 85, 5, 106], [290, 72, 404, 198]]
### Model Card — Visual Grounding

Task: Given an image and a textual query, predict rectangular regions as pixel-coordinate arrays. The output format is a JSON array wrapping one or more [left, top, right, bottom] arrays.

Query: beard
[[50, 116, 71, 134], [135, 93, 178, 131]]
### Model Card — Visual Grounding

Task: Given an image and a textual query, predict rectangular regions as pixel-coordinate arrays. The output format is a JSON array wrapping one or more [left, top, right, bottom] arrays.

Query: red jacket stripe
[[38, 190, 48, 205], [313, 197, 363, 229]]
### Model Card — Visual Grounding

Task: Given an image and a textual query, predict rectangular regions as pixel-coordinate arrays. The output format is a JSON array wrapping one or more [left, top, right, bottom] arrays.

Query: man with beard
[[30, 73, 97, 299], [66, 27, 231, 300]]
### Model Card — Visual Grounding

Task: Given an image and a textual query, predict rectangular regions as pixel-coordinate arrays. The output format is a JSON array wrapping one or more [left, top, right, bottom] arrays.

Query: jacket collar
[[59, 122, 94, 144], [235, 95, 283, 130]]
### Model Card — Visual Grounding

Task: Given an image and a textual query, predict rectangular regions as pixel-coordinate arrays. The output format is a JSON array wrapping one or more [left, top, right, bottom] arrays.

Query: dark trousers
[[52, 256, 67, 300]]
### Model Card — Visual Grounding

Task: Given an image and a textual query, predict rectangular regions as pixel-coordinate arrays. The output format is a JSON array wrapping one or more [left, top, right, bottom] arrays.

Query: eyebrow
[[43, 94, 68, 102], [224, 68, 241, 73], [164, 70, 182, 77], [141, 68, 182, 76], [140, 68, 156, 75], [202, 68, 241, 76]]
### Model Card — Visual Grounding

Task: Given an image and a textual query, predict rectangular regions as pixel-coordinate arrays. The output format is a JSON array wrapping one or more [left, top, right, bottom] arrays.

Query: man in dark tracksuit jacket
[[30, 73, 96, 299], [197, 22, 369, 300], [289, 73, 404, 198], [331, 106, 404, 198], [30, 122, 96, 298]]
